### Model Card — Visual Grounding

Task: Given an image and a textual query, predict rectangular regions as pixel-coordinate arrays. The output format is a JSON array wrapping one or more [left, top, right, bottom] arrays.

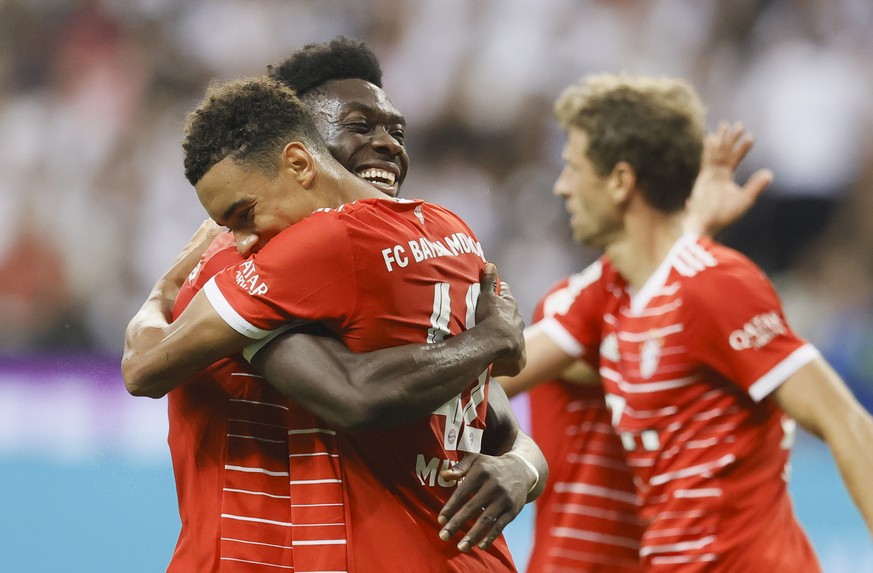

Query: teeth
[[358, 168, 396, 186]]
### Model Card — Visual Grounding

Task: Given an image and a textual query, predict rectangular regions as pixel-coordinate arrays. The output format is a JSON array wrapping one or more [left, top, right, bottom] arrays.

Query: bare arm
[[437, 382, 548, 552], [251, 265, 524, 429], [496, 323, 577, 398], [480, 382, 548, 502], [121, 220, 251, 398], [772, 357, 873, 534], [683, 121, 773, 237], [122, 285, 254, 398]]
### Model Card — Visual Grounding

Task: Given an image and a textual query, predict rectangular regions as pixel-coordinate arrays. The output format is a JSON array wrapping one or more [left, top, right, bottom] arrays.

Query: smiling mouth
[[357, 167, 397, 189]]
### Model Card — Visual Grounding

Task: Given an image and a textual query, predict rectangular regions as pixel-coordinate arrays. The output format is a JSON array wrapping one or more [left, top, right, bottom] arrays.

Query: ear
[[281, 142, 317, 188], [609, 161, 637, 206]]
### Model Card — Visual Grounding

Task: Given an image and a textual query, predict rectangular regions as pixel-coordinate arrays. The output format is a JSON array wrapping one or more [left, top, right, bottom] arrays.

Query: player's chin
[[362, 178, 399, 197]]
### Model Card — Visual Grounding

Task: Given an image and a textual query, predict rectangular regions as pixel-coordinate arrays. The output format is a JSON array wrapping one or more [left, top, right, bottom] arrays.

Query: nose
[[370, 128, 404, 156], [553, 169, 571, 198], [234, 231, 260, 258]]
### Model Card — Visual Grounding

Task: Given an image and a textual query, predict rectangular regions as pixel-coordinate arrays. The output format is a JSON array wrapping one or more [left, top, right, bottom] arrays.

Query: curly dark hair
[[182, 76, 328, 185], [555, 74, 705, 213], [267, 35, 383, 100]]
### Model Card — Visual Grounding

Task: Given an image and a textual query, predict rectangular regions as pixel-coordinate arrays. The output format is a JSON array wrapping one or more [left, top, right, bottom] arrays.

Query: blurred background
[[0, 0, 871, 571]]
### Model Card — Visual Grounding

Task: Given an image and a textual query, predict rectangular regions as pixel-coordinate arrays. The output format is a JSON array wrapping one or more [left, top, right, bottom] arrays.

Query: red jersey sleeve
[[204, 213, 357, 339], [538, 258, 609, 364], [683, 242, 819, 401]]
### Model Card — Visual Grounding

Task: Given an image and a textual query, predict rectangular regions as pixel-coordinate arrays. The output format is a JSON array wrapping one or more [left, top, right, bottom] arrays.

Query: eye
[[390, 126, 406, 143], [345, 120, 370, 134]]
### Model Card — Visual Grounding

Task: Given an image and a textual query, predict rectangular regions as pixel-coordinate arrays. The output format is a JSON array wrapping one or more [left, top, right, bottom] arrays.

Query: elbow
[[328, 402, 386, 431], [320, 398, 398, 431], [121, 359, 168, 399]]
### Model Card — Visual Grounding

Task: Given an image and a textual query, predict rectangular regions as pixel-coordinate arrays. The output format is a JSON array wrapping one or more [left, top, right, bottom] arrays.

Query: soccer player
[[123, 76, 543, 571], [501, 122, 773, 572], [132, 38, 545, 572], [498, 73, 873, 571]]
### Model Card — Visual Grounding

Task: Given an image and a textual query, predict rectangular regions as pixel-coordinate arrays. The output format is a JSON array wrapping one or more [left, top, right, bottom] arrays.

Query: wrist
[[504, 450, 539, 495], [475, 316, 513, 357]]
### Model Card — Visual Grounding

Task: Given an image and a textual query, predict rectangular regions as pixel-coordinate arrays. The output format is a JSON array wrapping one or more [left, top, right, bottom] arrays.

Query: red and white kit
[[205, 198, 517, 572], [538, 234, 822, 572], [168, 232, 296, 572], [526, 277, 643, 572]]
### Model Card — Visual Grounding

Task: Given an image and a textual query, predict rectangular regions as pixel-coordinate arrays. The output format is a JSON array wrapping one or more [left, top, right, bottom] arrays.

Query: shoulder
[[679, 237, 782, 321], [537, 257, 614, 320], [682, 238, 771, 295]]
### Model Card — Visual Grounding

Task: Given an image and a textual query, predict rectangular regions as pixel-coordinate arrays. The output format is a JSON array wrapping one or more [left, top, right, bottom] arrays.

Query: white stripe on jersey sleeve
[[536, 316, 584, 357], [242, 323, 298, 363], [204, 276, 273, 339], [748, 343, 821, 402]]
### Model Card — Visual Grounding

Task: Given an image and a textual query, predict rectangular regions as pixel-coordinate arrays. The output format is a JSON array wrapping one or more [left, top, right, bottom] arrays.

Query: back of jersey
[[206, 197, 516, 572], [336, 199, 515, 571]]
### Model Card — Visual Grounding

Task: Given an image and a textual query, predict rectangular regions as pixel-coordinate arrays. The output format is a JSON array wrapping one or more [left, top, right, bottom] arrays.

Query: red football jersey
[[167, 231, 297, 572], [205, 198, 517, 572], [526, 277, 643, 572], [540, 234, 822, 571]]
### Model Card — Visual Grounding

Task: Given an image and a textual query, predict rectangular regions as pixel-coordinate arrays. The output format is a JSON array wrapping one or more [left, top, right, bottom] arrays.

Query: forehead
[[565, 128, 590, 154], [317, 78, 404, 121]]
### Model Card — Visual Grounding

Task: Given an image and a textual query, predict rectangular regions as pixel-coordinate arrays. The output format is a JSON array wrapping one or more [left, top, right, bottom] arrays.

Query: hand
[[475, 263, 526, 375], [558, 360, 599, 386], [437, 451, 534, 552], [157, 218, 224, 319], [166, 219, 224, 285], [684, 121, 773, 237]]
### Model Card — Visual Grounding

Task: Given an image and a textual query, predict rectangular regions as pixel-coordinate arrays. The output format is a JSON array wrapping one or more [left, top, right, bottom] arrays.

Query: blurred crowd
[[1, 0, 871, 405]]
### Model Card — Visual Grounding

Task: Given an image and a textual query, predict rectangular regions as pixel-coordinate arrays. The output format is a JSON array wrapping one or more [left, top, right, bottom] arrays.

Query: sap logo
[[729, 311, 787, 350], [235, 260, 269, 296]]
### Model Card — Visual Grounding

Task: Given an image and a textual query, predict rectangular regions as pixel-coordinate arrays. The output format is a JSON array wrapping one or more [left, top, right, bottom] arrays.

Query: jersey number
[[428, 282, 488, 453], [604, 392, 660, 452]]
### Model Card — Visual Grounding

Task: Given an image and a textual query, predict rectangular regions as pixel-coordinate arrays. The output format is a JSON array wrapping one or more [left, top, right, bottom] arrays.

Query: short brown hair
[[183, 76, 328, 185], [554, 74, 705, 212]]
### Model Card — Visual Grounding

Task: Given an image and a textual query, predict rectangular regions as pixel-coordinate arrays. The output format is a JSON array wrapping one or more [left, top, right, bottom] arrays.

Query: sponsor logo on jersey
[[187, 259, 202, 285], [639, 334, 662, 379], [728, 310, 787, 350], [235, 259, 269, 296]]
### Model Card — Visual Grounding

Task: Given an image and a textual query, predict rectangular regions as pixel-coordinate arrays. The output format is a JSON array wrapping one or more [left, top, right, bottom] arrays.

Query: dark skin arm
[[251, 265, 542, 552], [436, 382, 548, 552], [251, 264, 525, 429]]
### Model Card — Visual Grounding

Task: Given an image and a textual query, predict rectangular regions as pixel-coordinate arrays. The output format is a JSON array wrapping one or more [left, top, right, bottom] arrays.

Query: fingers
[[193, 218, 223, 243], [705, 121, 756, 170], [456, 503, 512, 552], [480, 262, 498, 294], [439, 495, 513, 553], [437, 454, 528, 553], [743, 168, 774, 198], [438, 456, 475, 526]]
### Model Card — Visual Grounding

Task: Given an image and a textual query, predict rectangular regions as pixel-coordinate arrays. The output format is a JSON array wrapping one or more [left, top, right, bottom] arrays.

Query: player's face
[[195, 155, 312, 257], [307, 79, 409, 197], [553, 128, 623, 248]]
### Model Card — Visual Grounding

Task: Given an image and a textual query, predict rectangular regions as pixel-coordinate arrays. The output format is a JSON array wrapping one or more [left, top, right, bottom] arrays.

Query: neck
[[605, 202, 686, 290], [322, 164, 391, 207]]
